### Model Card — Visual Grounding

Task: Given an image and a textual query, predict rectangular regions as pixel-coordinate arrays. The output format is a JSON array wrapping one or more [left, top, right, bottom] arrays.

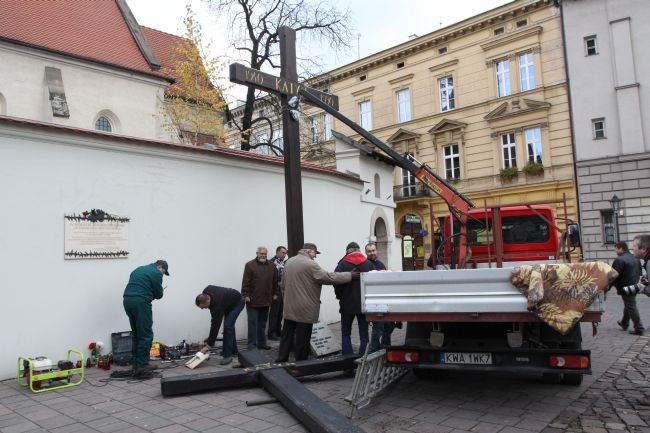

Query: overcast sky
[[129, 0, 512, 102]]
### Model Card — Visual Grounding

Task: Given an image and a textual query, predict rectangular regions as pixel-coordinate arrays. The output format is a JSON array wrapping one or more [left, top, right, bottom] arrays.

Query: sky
[[129, 0, 512, 103]]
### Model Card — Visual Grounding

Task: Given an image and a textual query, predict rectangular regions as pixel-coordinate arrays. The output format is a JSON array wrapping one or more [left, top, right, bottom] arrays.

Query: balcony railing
[[393, 184, 432, 200]]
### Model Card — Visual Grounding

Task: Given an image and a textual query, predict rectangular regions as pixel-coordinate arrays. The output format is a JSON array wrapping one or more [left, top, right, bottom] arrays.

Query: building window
[[501, 132, 517, 168], [438, 76, 455, 112], [585, 36, 598, 56], [443, 144, 460, 180], [396, 89, 411, 122], [273, 130, 283, 152], [397, 61, 405, 69], [359, 100, 372, 130], [323, 114, 332, 141], [374, 173, 381, 199], [311, 118, 319, 144], [402, 153, 417, 197], [256, 134, 269, 154], [359, 74, 367, 81], [494, 27, 505, 36], [525, 128, 542, 164], [592, 118, 606, 139], [601, 210, 616, 244], [519, 52, 536, 92], [95, 116, 112, 132], [516, 19, 528, 28], [438, 46, 448, 55], [496, 59, 511, 97]]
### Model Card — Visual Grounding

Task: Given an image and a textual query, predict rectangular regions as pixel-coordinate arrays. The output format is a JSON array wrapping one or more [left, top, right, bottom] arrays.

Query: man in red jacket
[[241, 246, 279, 350]]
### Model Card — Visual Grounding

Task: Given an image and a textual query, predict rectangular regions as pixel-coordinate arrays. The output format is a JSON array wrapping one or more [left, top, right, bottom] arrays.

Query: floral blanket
[[510, 262, 618, 334]]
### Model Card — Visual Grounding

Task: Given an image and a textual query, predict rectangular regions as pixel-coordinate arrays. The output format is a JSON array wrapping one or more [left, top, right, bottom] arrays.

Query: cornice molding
[[388, 73, 415, 85], [428, 59, 459, 73], [351, 86, 375, 97]]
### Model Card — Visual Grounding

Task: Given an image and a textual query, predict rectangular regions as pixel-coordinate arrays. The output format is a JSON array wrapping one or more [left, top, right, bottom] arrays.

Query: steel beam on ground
[[239, 350, 365, 433]]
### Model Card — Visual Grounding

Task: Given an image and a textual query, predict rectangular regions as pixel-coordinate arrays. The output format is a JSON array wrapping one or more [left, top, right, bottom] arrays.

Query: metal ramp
[[345, 348, 409, 418]]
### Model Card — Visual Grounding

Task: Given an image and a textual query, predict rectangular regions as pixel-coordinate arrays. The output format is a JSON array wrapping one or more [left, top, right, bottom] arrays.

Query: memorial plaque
[[64, 212, 129, 259], [310, 321, 340, 357]]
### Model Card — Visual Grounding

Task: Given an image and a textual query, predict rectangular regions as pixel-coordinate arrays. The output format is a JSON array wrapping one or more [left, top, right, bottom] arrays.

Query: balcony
[[393, 184, 432, 200]]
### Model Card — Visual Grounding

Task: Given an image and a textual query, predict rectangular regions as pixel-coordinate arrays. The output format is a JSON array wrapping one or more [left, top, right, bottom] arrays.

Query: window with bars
[[396, 89, 411, 122], [585, 36, 598, 56], [501, 133, 517, 168], [359, 100, 372, 130], [601, 210, 616, 244], [438, 76, 455, 112], [496, 59, 511, 97], [519, 52, 536, 91], [592, 118, 606, 139], [525, 127, 542, 163], [95, 116, 112, 132], [443, 144, 460, 179]]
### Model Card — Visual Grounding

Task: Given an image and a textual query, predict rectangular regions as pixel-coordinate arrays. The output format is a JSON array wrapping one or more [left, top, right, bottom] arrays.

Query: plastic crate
[[111, 331, 132, 366]]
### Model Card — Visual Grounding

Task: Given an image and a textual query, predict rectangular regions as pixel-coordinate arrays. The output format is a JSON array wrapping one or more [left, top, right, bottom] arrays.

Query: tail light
[[386, 350, 419, 363], [548, 355, 589, 369]]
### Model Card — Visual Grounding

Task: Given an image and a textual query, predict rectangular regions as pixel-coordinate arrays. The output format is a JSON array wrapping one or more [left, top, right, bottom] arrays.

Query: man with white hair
[[241, 246, 278, 350]]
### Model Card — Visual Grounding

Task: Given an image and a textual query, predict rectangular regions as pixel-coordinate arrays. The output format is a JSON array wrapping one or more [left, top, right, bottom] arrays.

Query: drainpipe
[[556, 0, 584, 262]]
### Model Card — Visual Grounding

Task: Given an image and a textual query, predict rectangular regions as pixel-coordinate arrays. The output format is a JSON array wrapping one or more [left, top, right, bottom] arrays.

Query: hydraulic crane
[[301, 89, 475, 268]]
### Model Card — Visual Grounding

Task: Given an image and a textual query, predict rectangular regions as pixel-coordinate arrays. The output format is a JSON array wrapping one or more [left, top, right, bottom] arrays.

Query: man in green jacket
[[123, 260, 168, 375]]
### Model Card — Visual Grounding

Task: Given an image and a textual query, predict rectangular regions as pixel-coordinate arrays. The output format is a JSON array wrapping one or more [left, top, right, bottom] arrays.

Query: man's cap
[[155, 259, 170, 276], [302, 243, 321, 254]]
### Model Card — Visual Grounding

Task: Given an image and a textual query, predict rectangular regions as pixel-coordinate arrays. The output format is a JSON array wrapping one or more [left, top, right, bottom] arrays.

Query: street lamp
[[608, 194, 623, 243]]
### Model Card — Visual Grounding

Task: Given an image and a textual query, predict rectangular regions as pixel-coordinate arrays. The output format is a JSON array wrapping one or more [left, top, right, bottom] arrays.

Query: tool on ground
[[185, 350, 209, 369]]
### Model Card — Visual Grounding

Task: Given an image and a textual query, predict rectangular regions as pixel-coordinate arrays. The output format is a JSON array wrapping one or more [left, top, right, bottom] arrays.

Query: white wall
[[0, 43, 174, 142], [0, 120, 396, 379]]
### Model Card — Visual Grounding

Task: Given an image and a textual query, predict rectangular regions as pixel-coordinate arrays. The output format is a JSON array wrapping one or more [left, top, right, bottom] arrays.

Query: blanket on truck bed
[[510, 262, 617, 334]]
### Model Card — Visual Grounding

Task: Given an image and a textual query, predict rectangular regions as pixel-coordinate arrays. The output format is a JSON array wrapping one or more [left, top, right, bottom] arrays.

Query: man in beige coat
[[275, 243, 359, 362]]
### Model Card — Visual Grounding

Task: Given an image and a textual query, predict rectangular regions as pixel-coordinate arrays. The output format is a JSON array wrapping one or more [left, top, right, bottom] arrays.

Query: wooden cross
[[229, 27, 339, 255]]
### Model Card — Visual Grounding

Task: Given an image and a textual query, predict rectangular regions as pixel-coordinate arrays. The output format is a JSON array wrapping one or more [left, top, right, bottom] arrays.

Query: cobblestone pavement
[[1, 294, 650, 433]]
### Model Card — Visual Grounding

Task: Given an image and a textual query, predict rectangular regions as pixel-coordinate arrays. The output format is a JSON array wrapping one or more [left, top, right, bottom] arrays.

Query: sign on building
[[64, 210, 129, 259]]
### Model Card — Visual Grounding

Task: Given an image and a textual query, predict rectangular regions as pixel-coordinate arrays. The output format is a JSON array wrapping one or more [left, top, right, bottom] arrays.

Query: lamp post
[[608, 194, 623, 243]]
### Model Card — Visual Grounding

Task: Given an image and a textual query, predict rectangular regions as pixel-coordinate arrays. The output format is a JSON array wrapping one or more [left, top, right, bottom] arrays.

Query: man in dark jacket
[[241, 246, 279, 350], [123, 260, 168, 375], [366, 242, 395, 352], [195, 285, 245, 365], [611, 242, 643, 335], [334, 242, 375, 355], [267, 246, 287, 340]]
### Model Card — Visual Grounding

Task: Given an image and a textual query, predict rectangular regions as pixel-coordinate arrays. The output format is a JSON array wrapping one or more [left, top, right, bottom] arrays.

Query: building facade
[[307, 0, 577, 268], [562, 0, 650, 261]]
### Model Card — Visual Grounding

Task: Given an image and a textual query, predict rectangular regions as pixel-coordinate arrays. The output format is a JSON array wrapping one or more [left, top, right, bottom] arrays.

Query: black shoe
[[268, 334, 279, 341], [629, 329, 644, 336], [133, 369, 155, 379], [274, 359, 288, 363], [617, 321, 629, 331], [260, 345, 272, 350], [139, 364, 157, 371]]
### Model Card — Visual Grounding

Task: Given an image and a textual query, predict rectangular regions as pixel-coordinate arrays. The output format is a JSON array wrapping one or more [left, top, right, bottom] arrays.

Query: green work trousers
[[123, 298, 154, 369]]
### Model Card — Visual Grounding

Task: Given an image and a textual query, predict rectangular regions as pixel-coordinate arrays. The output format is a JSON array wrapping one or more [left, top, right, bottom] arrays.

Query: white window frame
[[396, 89, 411, 122], [585, 36, 598, 56], [496, 59, 511, 97], [273, 129, 283, 152], [323, 114, 332, 140], [443, 144, 460, 180], [359, 100, 372, 130], [95, 116, 112, 132], [501, 133, 517, 168], [519, 52, 536, 92], [311, 118, 319, 144], [592, 118, 606, 139], [438, 76, 455, 112], [525, 127, 542, 164], [402, 153, 417, 197]]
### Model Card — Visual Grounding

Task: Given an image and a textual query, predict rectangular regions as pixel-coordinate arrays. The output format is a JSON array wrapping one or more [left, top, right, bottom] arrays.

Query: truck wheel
[[563, 373, 583, 386]]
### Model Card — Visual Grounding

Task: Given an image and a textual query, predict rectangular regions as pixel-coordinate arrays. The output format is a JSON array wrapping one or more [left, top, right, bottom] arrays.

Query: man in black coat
[[195, 285, 245, 365], [334, 242, 375, 355], [611, 241, 643, 335]]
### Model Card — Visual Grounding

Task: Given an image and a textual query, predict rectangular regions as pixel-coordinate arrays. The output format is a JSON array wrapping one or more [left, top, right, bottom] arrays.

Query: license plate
[[440, 352, 492, 365]]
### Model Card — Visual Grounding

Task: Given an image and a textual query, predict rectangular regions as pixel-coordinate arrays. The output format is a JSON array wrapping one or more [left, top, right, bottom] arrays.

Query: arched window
[[0, 92, 6, 115], [95, 116, 112, 132], [374, 173, 381, 198]]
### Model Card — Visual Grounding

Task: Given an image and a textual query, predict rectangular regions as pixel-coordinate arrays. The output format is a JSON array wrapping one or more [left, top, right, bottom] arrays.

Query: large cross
[[229, 27, 339, 255]]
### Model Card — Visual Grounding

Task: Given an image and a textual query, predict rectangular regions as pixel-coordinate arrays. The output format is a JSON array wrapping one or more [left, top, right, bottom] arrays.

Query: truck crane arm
[[302, 89, 475, 268]]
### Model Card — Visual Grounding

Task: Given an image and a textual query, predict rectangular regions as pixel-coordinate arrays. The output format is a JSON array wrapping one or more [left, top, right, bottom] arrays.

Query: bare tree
[[206, 0, 353, 150]]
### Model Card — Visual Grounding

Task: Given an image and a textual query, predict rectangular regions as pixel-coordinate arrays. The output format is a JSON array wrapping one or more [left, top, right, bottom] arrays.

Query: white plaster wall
[[0, 123, 396, 379], [563, 0, 650, 160], [0, 43, 174, 142]]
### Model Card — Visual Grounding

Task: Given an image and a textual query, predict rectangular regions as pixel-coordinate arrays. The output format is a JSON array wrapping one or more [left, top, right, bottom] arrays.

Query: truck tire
[[542, 372, 563, 384]]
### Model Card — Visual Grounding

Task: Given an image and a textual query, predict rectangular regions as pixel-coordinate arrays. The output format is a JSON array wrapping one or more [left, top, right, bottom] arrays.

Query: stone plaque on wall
[[64, 210, 129, 259], [310, 321, 340, 357]]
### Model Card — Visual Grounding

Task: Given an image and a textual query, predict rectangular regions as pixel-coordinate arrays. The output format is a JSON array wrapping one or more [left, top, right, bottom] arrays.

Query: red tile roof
[[141, 27, 184, 72], [0, 0, 171, 80]]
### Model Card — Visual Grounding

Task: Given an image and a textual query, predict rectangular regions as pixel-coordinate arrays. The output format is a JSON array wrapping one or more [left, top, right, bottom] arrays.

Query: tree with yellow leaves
[[160, 6, 227, 146]]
